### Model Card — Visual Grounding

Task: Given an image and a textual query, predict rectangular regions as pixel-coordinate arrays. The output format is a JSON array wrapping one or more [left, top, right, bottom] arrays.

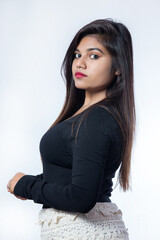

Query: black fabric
[[14, 102, 123, 213]]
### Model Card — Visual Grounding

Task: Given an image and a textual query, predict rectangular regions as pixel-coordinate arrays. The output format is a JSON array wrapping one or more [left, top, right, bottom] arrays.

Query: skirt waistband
[[38, 202, 123, 226]]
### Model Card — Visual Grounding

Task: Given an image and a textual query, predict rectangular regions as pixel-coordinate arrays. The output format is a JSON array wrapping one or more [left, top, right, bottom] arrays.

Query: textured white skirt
[[38, 202, 129, 240]]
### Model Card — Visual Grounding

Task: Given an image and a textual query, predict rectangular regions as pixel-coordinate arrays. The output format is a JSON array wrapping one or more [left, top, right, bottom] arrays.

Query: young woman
[[7, 18, 136, 239]]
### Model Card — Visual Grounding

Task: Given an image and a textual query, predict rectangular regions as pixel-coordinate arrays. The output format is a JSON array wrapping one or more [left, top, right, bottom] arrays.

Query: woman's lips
[[75, 72, 87, 78]]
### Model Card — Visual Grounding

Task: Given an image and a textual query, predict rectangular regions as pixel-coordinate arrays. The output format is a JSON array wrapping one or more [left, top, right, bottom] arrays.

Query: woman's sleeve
[[14, 108, 114, 213], [35, 173, 43, 179]]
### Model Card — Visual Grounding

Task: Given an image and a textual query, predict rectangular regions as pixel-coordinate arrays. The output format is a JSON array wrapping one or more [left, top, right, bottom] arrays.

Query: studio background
[[0, 0, 159, 239]]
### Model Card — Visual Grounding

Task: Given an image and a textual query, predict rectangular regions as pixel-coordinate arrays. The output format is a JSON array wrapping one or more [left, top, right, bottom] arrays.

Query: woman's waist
[[42, 195, 111, 210]]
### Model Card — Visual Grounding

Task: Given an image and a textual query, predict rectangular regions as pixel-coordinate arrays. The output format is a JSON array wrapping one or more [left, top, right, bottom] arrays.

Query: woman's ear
[[115, 70, 120, 75]]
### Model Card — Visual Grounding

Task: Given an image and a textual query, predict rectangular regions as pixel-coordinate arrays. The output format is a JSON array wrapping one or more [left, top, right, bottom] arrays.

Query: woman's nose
[[76, 57, 86, 69]]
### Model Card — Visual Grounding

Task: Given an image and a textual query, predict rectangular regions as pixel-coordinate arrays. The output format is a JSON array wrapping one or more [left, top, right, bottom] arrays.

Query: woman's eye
[[74, 53, 80, 59], [90, 54, 99, 59]]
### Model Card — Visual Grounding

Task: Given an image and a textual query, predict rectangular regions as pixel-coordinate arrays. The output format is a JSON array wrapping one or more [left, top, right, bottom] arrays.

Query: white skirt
[[38, 202, 129, 240]]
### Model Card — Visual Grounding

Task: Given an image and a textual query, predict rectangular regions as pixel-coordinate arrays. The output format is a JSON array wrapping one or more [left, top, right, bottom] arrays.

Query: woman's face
[[72, 35, 115, 93]]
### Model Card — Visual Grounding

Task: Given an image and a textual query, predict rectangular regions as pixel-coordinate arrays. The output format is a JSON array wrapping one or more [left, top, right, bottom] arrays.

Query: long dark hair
[[48, 18, 136, 192]]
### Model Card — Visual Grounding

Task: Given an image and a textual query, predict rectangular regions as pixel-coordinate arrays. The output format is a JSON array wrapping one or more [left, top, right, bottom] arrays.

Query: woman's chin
[[74, 82, 86, 89]]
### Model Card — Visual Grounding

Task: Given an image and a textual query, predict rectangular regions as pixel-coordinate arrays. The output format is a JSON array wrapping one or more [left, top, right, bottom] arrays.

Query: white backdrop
[[0, 0, 160, 239]]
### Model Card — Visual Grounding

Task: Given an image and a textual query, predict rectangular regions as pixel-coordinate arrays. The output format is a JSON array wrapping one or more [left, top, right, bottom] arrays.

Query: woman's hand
[[7, 172, 27, 200]]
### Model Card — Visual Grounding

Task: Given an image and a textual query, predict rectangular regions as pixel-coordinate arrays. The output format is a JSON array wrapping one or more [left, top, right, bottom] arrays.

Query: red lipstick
[[75, 71, 87, 78]]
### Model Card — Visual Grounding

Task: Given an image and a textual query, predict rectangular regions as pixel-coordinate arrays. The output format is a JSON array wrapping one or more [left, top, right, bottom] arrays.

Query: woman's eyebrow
[[75, 48, 104, 54]]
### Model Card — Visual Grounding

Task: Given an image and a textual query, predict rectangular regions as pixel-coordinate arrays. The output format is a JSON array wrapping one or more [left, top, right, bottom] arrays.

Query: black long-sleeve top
[[14, 101, 123, 214]]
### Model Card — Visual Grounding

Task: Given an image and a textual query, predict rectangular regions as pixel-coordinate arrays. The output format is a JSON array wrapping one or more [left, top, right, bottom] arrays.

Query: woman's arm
[[35, 173, 43, 179]]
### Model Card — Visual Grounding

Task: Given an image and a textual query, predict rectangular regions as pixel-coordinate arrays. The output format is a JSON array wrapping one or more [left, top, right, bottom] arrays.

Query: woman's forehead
[[76, 35, 106, 51]]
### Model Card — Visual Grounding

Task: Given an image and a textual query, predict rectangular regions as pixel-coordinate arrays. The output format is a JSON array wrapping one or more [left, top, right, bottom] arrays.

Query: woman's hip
[[38, 202, 129, 240]]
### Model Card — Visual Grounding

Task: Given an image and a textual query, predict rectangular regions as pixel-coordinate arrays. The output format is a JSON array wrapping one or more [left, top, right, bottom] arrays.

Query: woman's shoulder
[[85, 103, 120, 132], [77, 104, 123, 146]]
